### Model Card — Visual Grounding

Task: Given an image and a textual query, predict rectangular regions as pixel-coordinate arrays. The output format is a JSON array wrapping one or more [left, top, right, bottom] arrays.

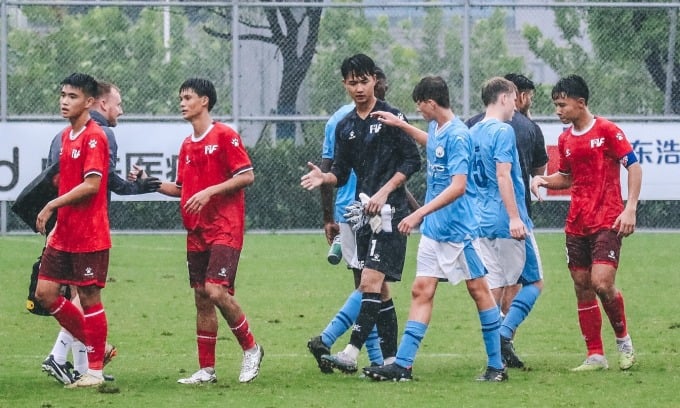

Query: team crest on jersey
[[369, 123, 382, 134], [205, 144, 218, 154], [231, 138, 240, 147], [88, 139, 98, 149], [435, 145, 445, 158], [71, 149, 81, 159]]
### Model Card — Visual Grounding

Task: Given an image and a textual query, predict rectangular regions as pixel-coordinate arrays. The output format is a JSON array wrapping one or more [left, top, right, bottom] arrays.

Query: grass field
[[1, 232, 679, 408]]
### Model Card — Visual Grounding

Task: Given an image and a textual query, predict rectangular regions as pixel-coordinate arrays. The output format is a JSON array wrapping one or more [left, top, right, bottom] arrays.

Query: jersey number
[[472, 159, 488, 188]]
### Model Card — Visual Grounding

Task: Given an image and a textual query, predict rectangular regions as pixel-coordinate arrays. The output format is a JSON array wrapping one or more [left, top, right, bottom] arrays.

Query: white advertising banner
[[1, 121, 679, 201], [538, 122, 680, 201]]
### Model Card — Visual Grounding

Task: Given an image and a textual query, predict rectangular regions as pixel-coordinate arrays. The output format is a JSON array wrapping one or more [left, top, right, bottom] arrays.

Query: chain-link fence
[[2, 1, 679, 233]]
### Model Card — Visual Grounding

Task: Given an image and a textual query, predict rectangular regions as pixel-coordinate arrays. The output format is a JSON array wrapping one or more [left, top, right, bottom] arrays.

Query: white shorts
[[415, 235, 487, 286], [339, 222, 360, 269], [479, 232, 543, 289]]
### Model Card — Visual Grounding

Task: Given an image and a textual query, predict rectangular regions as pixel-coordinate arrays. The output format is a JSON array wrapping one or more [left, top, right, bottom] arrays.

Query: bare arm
[[371, 110, 428, 146], [613, 162, 642, 237], [398, 174, 465, 235], [530, 171, 572, 201], [319, 157, 338, 244], [497, 162, 526, 240], [36, 174, 101, 235], [184, 170, 255, 215], [301, 162, 338, 191]]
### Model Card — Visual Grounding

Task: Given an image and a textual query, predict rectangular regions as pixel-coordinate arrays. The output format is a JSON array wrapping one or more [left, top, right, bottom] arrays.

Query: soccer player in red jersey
[[34, 72, 112, 388], [531, 75, 642, 371], [157, 78, 263, 384]]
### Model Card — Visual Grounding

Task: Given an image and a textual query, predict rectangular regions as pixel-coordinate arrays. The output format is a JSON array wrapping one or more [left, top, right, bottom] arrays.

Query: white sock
[[87, 369, 104, 380], [342, 344, 360, 361], [71, 341, 89, 374], [50, 330, 74, 364]]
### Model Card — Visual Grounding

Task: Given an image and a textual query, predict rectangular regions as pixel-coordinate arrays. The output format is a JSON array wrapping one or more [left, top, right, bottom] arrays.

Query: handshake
[[343, 193, 394, 234], [128, 164, 162, 193]]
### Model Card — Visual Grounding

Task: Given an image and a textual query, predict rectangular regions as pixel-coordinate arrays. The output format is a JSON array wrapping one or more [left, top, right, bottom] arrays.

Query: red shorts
[[38, 246, 109, 288], [187, 244, 241, 295], [566, 229, 622, 270]]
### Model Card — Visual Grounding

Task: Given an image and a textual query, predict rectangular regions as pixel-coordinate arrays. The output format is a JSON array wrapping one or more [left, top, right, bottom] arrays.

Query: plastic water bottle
[[327, 235, 342, 265]]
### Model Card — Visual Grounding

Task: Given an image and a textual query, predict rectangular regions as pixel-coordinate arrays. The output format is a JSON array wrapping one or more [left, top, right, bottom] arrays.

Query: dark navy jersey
[[331, 99, 421, 217]]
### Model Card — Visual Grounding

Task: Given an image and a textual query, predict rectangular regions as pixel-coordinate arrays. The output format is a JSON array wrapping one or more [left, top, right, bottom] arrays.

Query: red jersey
[[558, 117, 634, 236], [176, 122, 253, 250], [50, 119, 111, 252]]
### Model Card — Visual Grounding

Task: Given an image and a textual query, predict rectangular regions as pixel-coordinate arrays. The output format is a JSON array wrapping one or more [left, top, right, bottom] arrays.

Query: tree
[[201, 3, 322, 139], [523, 6, 664, 115], [8, 6, 230, 116]]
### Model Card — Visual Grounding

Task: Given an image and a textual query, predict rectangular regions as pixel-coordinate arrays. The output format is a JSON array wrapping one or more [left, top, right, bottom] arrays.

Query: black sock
[[377, 298, 398, 359], [349, 292, 382, 350]]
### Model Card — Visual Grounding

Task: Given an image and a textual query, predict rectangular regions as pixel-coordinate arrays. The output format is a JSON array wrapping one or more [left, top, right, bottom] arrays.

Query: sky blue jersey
[[322, 103, 357, 223], [469, 118, 532, 238], [421, 117, 480, 243]]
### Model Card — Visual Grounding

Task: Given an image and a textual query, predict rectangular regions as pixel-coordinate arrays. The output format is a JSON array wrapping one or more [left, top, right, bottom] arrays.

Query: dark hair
[[481, 77, 516, 106], [61, 73, 99, 98], [374, 66, 386, 81], [552, 74, 589, 104], [179, 78, 217, 111], [412, 76, 450, 109], [504, 73, 535, 93], [340, 53, 376, 79]]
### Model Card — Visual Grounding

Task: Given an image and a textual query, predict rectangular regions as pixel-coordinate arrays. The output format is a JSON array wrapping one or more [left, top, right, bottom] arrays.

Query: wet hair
[[340, 53, 376, 80], [374, 66, 386, 81], [551, 74, 589, 105], [481, 77, 516, 107], [179, 78, 217, 111], [412, 76, 450, 109], [504, 73, 535, 93], [60, 73, 99, 98]]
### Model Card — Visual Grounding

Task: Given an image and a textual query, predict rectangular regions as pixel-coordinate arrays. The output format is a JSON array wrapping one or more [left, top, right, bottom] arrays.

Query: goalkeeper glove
[[137, 176, 162, 193]]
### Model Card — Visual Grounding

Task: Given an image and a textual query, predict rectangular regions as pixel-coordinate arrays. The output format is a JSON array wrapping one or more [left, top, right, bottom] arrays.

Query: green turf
[[0, 232, 679, 407]]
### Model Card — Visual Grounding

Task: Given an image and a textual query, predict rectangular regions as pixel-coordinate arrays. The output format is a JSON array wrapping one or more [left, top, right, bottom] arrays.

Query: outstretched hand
[[530, 177, 548, 202], [300, 162, 325, 191]]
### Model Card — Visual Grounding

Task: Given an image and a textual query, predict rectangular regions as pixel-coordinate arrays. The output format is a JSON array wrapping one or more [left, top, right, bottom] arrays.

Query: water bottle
[[327, 235, 342, 265]]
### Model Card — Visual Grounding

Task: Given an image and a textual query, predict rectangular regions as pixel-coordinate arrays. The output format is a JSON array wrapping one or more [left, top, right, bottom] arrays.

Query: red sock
[[230, 315, 255, 351], [197, 330, 217, 368], [577, 300, 604, 356], [49, 296, 86, 343], [83, 303, 107, 370], [602, 292, 628, 338]]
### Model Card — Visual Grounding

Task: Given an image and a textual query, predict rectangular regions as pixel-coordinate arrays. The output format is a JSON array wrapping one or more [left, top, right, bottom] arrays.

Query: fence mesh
[[2, 1, 679, 232]]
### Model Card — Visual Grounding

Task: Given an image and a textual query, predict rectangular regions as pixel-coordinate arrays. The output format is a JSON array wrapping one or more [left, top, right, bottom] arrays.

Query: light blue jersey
[[322, 103, 358, 223], [469, 118, 532, 238], [421, 117, 480, 243]]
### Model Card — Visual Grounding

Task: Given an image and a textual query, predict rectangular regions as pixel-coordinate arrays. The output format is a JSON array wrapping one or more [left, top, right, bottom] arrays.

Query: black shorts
[[566, 230, 622, 270], [355, 220, 407, 282]]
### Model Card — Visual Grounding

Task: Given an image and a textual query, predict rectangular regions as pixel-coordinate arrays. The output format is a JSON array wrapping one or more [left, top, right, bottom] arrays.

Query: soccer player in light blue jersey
[[363, 76, 506, 382], [469, 77, 544, 369]]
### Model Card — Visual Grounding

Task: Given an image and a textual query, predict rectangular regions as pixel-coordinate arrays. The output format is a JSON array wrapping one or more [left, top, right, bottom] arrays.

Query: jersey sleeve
[[604, 121, 634, 159], [531, 122, 549, 169], [83, 127, 109, 178], [492, 123, 516, 164], [557, 131, 571, 175], [221, 128, 253, 176]]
